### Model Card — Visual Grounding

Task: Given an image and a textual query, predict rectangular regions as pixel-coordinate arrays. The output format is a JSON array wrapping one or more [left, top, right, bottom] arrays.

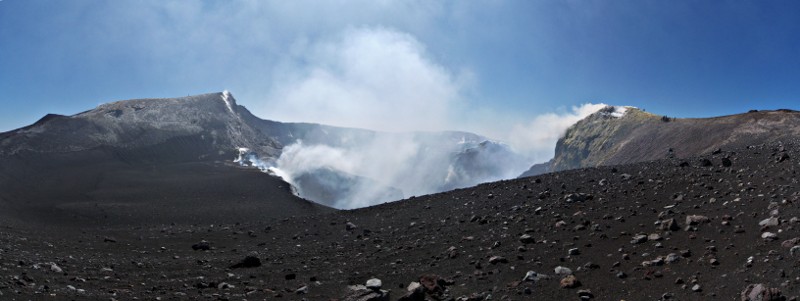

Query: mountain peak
[[0, 91, 280, 157]]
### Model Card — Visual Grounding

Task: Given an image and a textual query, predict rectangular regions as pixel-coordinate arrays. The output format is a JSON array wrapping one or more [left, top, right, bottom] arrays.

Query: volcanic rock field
[[2, 139, 799, 300]]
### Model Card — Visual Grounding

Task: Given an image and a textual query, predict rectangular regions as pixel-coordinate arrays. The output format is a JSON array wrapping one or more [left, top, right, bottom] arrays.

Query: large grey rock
[[741, 283, 784, 301], [342, 285, 390, 301]]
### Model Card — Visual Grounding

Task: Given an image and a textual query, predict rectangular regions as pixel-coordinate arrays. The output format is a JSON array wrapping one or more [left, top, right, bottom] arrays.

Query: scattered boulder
[[740, 283, 784, 301], [366, 278, 382, 290], [658, 218, 681, 231], [342, 285, 390, 301], [445, 246, 459, 259], [685, 215, 710, 226], [398, 282, 425, 301], [346, 222, 358, 230], [523, 271, 549, 282], [49, 263, 63, 273], [631, 234, 648, 244], [229, 256, 261, 269], [554, 266, 573, 275], [488, 256, 508, 264], [519, 234, 535, 244], [762, 232, 778, 241], [759, 217, 780, 228], [722, 157, 733, 167], [564, 193, 594, 203], [191, 240, 212, 251], [577, 289, 594, 300], [560, 275, 581, 288], [665, 253, 681, 264], [419, 274, 444, 294]]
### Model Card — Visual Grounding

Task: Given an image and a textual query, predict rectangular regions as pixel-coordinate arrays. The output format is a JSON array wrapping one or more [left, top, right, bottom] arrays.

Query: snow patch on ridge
[[599, 106, 635, 118], [221, 90, 234, 114]]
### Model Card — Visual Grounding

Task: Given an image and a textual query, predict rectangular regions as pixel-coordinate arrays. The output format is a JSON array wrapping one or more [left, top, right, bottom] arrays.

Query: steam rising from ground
[[246, 27, 610, 208], [238, 133, 528, 209], [506, 103, 608, 163]]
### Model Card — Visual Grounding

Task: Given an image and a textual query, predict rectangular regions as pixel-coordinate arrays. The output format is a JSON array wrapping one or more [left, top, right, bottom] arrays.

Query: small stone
[[631, 235, 648, 244], [230, 256, 261, 269], [741, 283, 783, 301], [665, 253, 681, 264], [658, 218, 681, 231], [721, 157, 732, 167], [577, 289, 594, 300], [692, 284, 702, 292], [191, 241, 211, 251], [519, 234, 535, 244], [568, 248, 580, 255], [446, 246, 459, 259], [488, 256, 508, 264], [759, 217, 780, 227], [686, 215, 710, 226], [346, 222, 358, 230], [560, 275, 581, 288], [523, 271, 547, 282], [762, 232, 778, 241], [554, 266, 573, 275], [366, 278, 382, 290]]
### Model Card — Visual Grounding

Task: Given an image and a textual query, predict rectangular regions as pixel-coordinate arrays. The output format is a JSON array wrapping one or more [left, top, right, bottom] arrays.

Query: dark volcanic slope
[[0, 92, 332, 226], [522, 107, 800, 177], [0, 148, 330, 227], [2, 140, 799, 300]]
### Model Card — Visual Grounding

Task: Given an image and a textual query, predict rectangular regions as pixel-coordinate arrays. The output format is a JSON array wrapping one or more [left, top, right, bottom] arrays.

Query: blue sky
[[1, 1, 799, 151]]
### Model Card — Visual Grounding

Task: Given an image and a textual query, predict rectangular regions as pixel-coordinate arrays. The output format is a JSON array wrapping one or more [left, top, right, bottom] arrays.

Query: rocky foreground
[[2, 141, 800, 300]]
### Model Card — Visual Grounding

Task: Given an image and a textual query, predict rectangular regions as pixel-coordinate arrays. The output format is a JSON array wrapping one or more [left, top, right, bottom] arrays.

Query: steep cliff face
[[521, 107, 800, 177]]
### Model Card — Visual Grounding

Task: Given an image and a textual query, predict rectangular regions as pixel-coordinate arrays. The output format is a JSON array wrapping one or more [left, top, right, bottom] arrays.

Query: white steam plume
[[263, 27, 464, 133], [506, 103, 608, 163], [245, 26, 613, 209]]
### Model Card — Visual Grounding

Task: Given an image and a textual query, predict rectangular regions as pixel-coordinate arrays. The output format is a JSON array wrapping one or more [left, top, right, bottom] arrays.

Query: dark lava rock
[[229, 256, 261, 269], [519, 234, 535, 244], [659, 218, 681, 231], [191, 240, 211, 251], [564, 193, 594, 203]]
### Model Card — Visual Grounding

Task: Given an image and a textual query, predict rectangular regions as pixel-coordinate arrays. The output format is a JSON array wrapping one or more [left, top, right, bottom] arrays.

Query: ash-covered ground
[[2, 141, 799, 300]]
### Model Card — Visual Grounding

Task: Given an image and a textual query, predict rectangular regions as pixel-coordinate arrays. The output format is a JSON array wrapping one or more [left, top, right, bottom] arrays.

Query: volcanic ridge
[[1, 93, 799, 300]]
